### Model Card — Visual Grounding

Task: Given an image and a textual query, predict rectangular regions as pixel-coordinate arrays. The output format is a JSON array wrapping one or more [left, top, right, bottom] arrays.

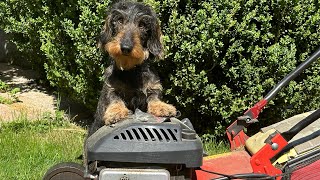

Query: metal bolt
[[271, 143, 279, 150], [255, 159, 261, 166]]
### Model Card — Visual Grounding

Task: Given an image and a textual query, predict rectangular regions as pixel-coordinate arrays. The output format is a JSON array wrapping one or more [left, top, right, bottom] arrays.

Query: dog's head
[[99, 1, 163, 70]]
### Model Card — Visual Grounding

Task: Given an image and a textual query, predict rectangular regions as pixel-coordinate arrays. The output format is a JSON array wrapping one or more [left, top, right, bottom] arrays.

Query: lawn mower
[[43, 47, 320, 180]]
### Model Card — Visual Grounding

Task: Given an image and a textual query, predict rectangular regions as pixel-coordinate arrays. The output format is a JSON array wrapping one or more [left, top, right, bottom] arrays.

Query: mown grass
[[0, 117, 86, 180]]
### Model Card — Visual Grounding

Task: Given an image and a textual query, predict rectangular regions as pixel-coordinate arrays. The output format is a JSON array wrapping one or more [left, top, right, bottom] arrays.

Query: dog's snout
[[120, 43, 133, 54]]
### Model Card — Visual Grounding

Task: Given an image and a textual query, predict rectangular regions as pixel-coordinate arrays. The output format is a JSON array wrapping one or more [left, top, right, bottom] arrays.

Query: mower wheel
[[43, 162, 86, 180]]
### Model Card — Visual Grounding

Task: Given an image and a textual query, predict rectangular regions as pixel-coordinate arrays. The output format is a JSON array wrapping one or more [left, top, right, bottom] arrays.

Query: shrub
[[0, 0, 111, 108], [1, 0, 320, 136], [155, 0, 320, 136]]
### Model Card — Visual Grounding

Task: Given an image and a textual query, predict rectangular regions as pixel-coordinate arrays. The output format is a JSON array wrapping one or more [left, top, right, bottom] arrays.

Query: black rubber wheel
[[43, 162, 86, 180]]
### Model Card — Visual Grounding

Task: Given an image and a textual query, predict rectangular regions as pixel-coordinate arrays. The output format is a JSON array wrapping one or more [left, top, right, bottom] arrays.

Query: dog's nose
[[120, 43, 133, 54]]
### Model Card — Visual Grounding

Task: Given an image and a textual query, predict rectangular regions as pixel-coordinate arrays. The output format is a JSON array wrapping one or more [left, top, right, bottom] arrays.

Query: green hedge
[[0, 0, 110, 106], [1, 0, 320, 136]]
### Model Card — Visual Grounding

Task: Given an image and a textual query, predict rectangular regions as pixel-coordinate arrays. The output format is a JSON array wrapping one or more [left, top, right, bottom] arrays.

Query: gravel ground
[[0, 62, 92, 125], [0, 63, 56, 121]]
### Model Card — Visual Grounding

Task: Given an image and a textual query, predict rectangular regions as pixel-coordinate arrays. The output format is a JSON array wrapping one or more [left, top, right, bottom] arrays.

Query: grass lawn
[[201, 134, 230, 156], [0, 119, 86, 180], [203, 139, 230, 155]]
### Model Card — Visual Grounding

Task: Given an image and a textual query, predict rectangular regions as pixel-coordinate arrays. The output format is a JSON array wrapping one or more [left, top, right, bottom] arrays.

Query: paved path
[[0, 63, 92, 125], [0, 63, 56, 121]]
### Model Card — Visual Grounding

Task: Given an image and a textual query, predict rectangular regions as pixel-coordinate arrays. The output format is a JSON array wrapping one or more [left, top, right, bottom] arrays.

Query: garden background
[[1, 0, 320, 137]]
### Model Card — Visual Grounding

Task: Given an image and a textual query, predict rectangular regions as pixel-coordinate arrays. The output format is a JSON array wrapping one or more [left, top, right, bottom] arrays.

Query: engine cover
[[86, 110, 203, 168]]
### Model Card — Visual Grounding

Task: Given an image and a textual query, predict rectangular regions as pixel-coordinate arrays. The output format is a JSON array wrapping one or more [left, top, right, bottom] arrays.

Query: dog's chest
[[109, 68, 149, 103]]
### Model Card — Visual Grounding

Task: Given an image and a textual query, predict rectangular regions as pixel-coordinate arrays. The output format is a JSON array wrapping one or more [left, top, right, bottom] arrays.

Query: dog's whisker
[[143, 50, 149, 60]]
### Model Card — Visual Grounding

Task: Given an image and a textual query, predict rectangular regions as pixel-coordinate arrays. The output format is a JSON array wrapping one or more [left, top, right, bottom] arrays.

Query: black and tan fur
[[89, 1, 176, 135]]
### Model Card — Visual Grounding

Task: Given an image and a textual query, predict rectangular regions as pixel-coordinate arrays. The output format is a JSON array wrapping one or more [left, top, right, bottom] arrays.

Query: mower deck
[[196, 151, 252, 179]]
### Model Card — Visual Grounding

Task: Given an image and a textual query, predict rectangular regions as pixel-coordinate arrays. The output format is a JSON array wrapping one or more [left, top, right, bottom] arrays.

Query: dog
[[89, 1, 177, 135]]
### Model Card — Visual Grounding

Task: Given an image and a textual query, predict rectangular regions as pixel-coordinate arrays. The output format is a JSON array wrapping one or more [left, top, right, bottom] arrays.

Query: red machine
[[44, 48, 320, 180]]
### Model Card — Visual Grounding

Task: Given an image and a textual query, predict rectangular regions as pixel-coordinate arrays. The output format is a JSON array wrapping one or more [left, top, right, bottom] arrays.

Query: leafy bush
[[156, 0, 320, 136], [1, 0, 320, 136], [0, 0, 110, 107]]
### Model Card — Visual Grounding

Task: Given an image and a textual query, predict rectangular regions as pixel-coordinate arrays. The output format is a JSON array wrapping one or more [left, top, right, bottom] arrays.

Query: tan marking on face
[[105, 30, 147, 70]]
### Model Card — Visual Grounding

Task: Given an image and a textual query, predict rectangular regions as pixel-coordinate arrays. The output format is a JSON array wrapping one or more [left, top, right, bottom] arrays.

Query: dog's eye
[[138, 21, 149, 31], [116, 18, 123, 24], [112, 16, 124, 25], [138, 22, 146, 29]]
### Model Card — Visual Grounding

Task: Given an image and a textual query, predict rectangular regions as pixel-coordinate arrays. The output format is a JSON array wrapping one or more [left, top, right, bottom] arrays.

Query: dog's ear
[[98, 15, 112, 51], [147, 21, 164, 60]]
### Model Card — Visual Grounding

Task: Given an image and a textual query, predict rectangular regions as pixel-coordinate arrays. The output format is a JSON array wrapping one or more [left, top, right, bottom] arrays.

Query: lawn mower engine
[[85, 109, 203, 180], [43, 109, 203, 180]]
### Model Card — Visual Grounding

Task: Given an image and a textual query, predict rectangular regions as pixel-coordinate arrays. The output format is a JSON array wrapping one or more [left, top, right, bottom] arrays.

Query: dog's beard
[[105, 34, 149, 70]]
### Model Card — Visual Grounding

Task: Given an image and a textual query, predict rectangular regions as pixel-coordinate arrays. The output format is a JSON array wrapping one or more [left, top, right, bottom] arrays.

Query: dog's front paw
[[148, 100, 177, 117], [103, 101, 130, 125]]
